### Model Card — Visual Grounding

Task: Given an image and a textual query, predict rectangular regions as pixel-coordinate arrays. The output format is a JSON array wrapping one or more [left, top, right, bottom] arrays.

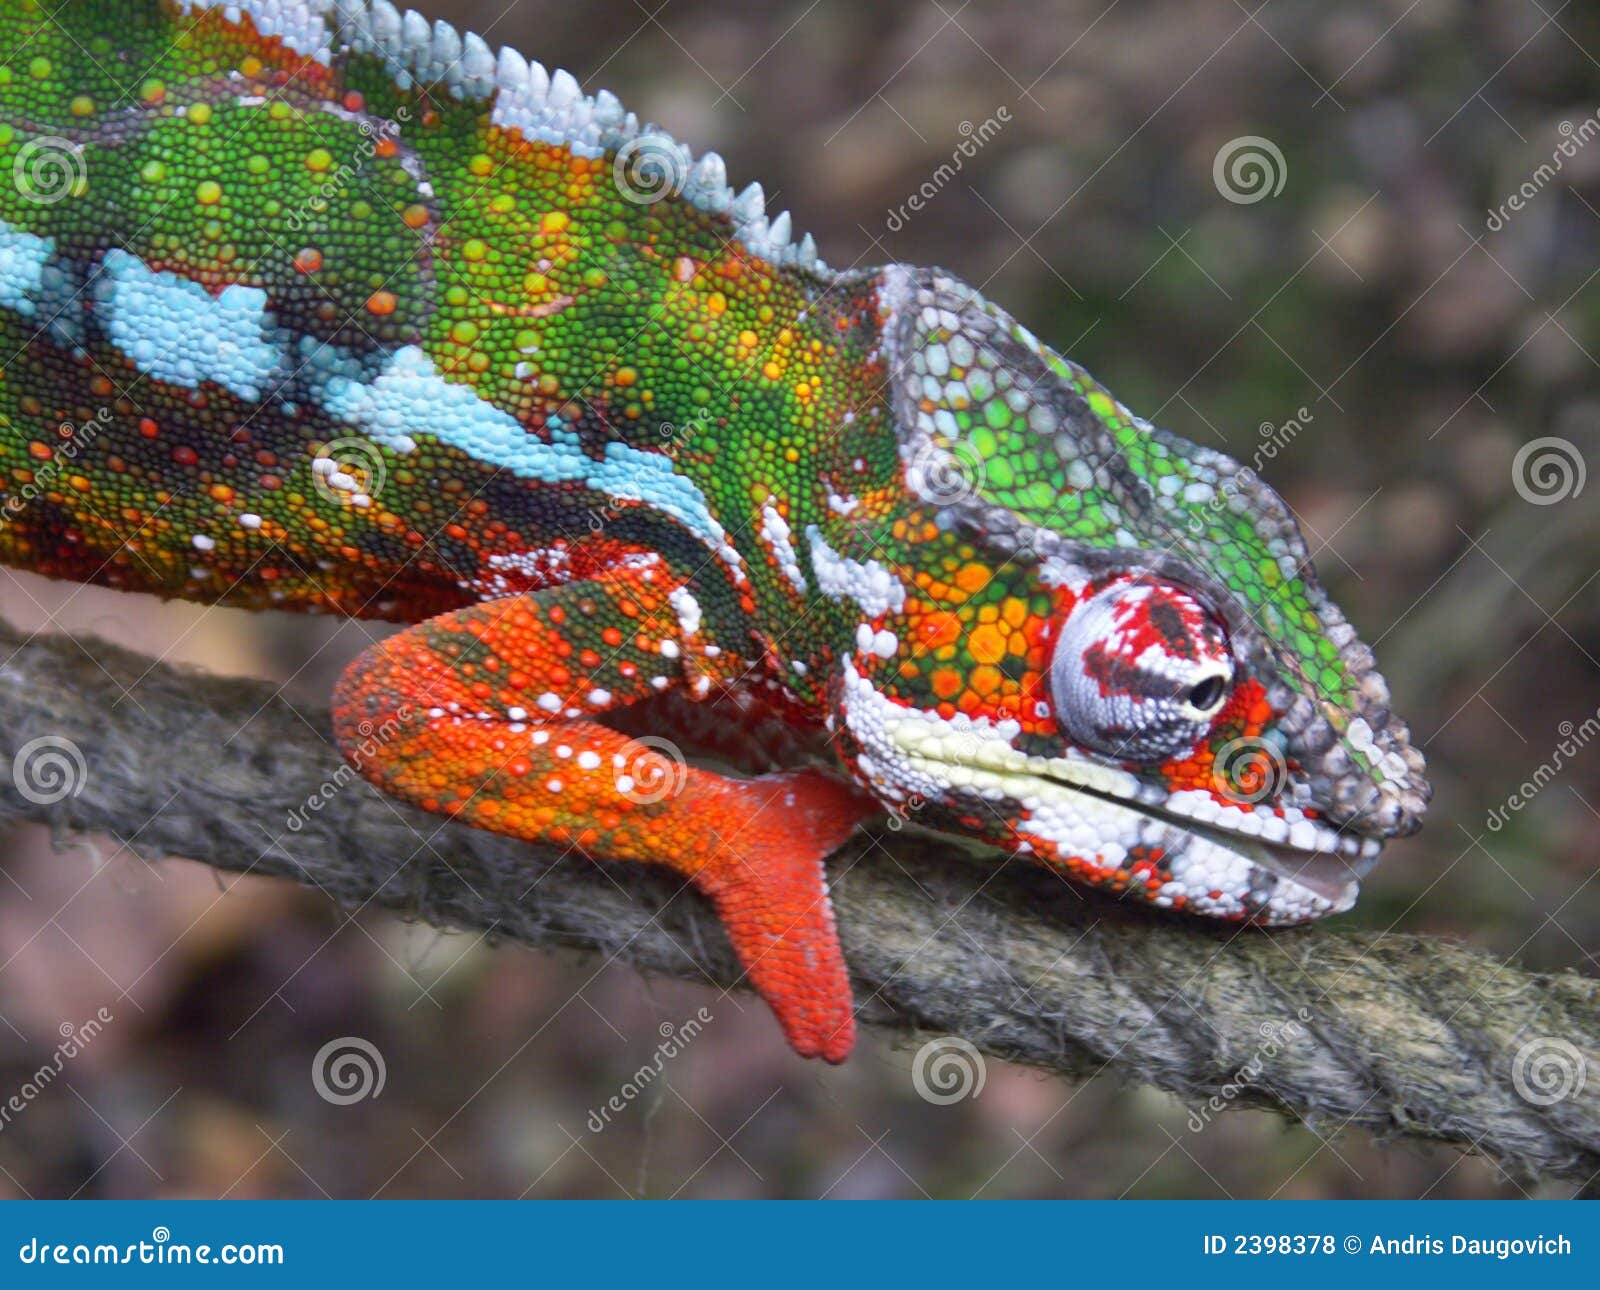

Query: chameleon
[[0, 0, 1429, 1063]]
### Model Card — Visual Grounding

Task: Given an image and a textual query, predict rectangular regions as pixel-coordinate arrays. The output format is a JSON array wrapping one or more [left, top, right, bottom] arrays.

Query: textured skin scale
[[0, 0, 1430, 1062]]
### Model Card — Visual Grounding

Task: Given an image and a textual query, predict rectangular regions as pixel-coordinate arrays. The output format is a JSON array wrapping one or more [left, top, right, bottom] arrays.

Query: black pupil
[[1188, 676, 1226, 711]]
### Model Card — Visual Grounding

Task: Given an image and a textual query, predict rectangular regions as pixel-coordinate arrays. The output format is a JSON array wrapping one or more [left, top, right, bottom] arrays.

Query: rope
[[0, 618, 1595, 1184]]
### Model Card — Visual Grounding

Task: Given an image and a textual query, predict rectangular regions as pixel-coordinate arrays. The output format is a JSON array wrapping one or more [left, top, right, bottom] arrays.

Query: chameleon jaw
[[841, 662, 1383, 925], [892, 730, 1378, 924]]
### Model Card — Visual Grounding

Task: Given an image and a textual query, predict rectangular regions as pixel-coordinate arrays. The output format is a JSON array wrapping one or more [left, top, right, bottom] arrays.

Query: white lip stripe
[[839, 655, 1350, 923]]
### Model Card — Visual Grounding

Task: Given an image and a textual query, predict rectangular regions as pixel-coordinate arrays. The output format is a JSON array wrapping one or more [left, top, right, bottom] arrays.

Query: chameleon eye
[[1049, 579, 1234, 762], [1186, 674, 1227, 713]]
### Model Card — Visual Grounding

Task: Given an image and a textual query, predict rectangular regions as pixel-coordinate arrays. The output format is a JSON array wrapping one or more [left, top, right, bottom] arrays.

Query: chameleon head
[[820, 267, 1430, 924]]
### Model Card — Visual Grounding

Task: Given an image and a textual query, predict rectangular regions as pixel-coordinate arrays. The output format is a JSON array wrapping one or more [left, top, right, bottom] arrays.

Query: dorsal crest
[[171, 0, 828, 272]]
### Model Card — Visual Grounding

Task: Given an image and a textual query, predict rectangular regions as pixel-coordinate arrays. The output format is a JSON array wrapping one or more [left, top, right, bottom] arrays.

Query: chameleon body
[[0, 0, 1429, 1061]]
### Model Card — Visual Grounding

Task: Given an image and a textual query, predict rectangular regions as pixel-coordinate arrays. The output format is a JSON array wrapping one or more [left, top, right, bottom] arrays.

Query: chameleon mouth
[[1025, 766, 1383, 905], [889, 722, 1382, 921], [1151, 803, 1380, 906]]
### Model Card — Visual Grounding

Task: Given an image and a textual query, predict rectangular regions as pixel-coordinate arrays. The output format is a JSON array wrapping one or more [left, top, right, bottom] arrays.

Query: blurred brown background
[[2, 0, 1599, 1198]]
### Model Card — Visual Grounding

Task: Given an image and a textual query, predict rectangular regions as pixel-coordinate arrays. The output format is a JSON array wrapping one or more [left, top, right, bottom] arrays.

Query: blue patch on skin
[[317, 343, 470, 457], [0, 221, 54, 318], [96, 249, 287, 402], [317, 345, 743, 577]]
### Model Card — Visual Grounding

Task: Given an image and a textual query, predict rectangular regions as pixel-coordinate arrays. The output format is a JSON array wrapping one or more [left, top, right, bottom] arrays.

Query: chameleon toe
[[691, 769, 879, 1063]]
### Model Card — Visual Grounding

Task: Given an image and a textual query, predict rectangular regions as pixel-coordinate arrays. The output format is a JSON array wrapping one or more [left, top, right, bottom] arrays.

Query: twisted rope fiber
[[0, 619, 1596, 1183]]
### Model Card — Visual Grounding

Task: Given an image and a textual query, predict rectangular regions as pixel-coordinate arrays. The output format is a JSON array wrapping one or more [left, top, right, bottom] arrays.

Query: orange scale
[[968, 664, 1003, 698], [955, 564, 994, 595], [968, 623, 1007, 665], [955, 691, 985, 716]]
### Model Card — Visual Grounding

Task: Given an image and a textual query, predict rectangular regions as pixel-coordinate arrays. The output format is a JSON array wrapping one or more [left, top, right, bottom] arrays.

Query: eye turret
[[1049, 579, 1233, 762]]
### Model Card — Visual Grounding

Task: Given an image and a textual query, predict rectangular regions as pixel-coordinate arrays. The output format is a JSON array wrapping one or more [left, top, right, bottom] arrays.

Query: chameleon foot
[[330, 579, 879, 1061]]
